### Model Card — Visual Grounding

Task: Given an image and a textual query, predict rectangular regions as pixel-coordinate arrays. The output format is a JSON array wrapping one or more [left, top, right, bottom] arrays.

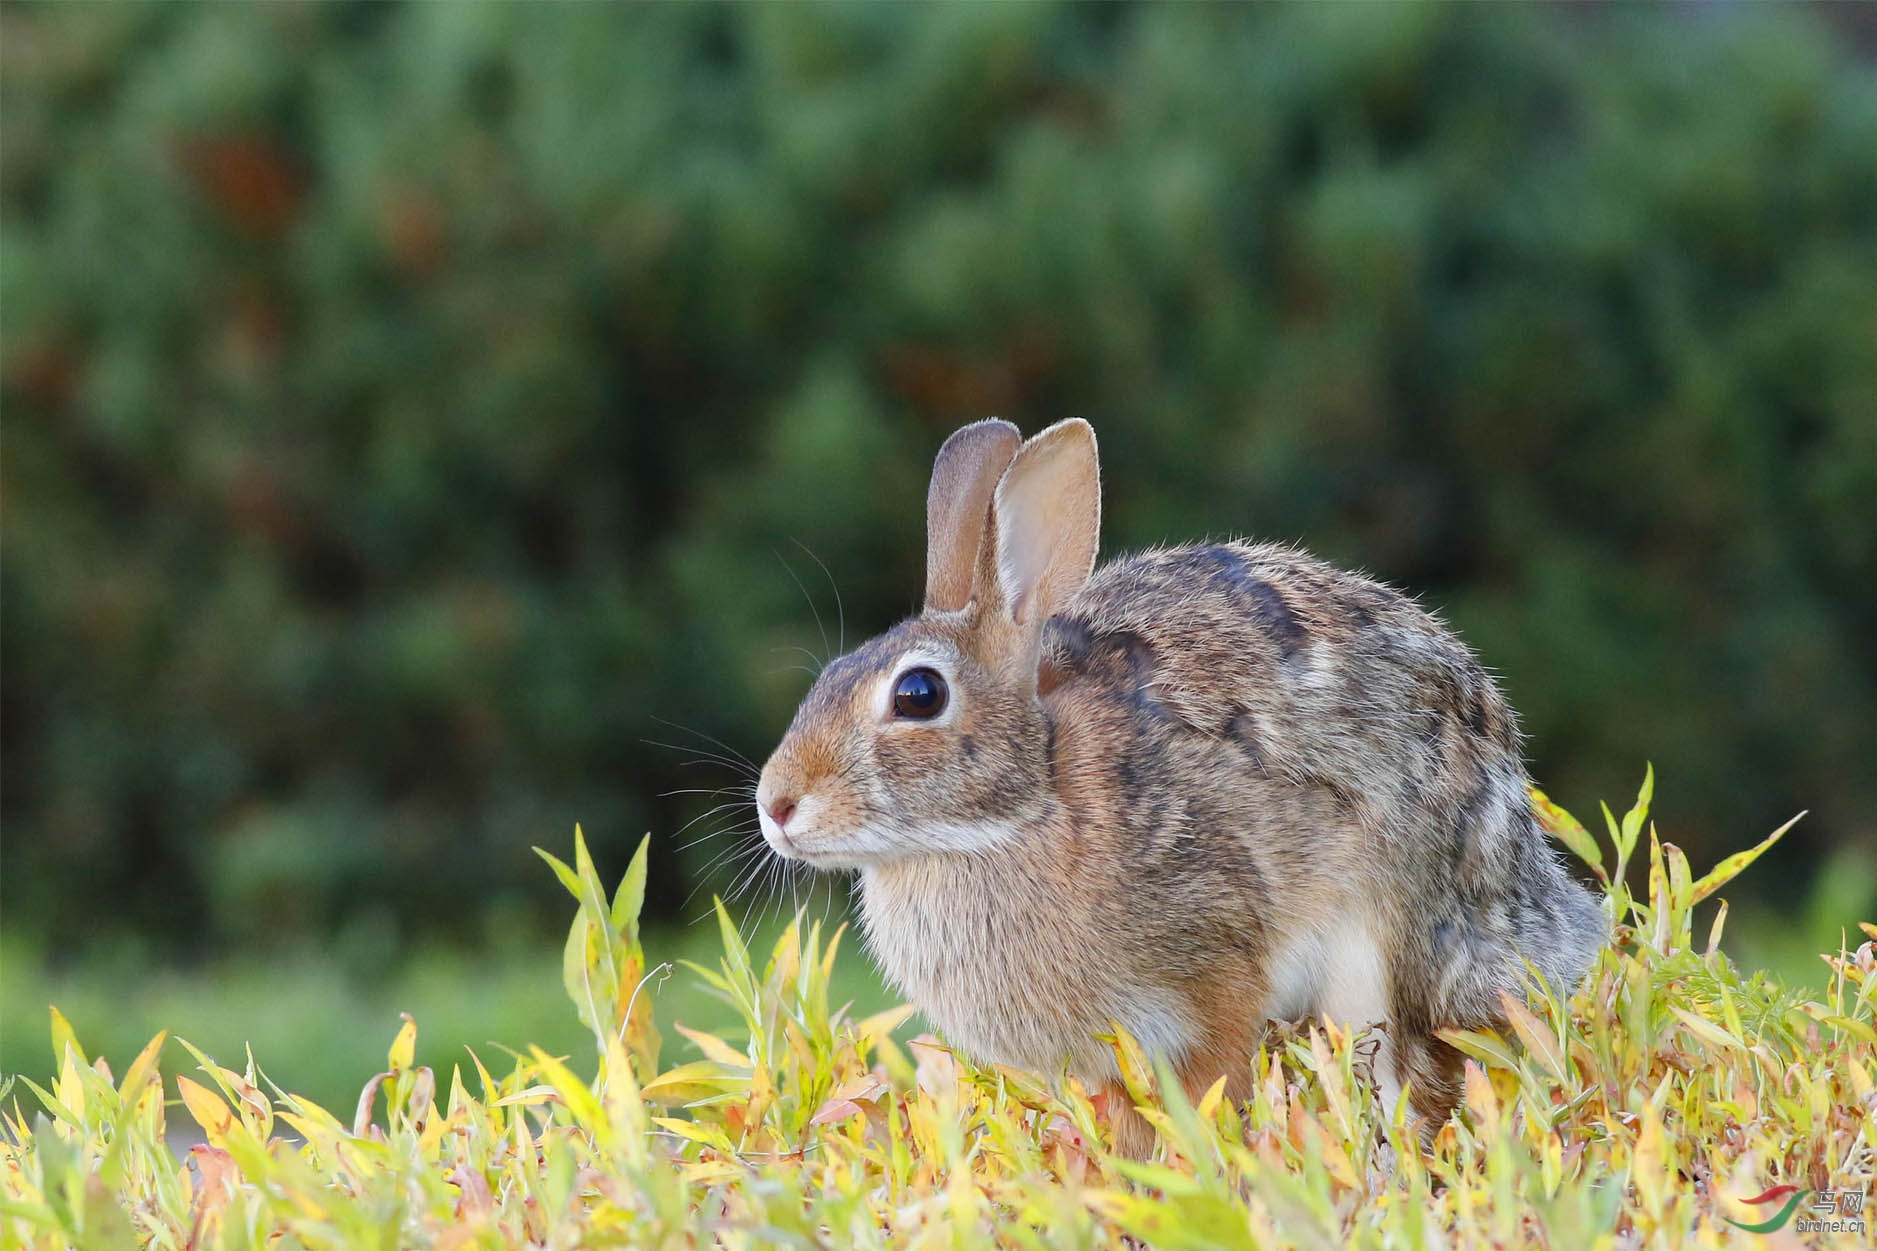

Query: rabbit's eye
[[892, 667, 948, 719]]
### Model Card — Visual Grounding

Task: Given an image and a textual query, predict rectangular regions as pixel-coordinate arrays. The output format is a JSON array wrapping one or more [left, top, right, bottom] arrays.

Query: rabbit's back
[[1048, 541, 1508, 817], [1040, 540, 1603, 1007]]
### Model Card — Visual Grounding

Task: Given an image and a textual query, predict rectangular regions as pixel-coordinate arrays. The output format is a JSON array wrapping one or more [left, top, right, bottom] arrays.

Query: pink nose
[[766, 796, 797, 828]]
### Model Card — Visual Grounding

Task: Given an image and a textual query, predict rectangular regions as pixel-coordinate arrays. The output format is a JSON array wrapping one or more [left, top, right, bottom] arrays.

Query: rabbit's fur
[[757, 418, 1604, 1150]]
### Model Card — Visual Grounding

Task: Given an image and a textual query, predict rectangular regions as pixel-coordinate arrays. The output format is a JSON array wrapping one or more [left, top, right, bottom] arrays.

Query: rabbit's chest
[[857, 858, 1192, 1079]]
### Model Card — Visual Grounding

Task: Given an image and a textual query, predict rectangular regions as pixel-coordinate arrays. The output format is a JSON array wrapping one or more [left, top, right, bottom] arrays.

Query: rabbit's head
[[755, 419, 1100, 868]]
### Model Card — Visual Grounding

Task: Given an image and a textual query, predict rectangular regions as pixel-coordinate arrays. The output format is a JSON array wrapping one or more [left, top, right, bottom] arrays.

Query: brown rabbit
[[755, 418, 1605, 1153]]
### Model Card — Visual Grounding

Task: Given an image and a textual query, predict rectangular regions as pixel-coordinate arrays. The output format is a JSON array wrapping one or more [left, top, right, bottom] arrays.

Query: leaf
[[674, 1024, 749, 1069], [1308, 1026, 1354, 1140], [388, 1014, 417, 1073], [1690, 811, 1805, 904], [1822, 1016, 1877, 1047], [1436, 1027, 1521, 1073], [1498, 992, 1567, 1079], [1103, 1022, 1155, 1106], [1668, 1005, 1744, 1051], [353, 1071, 390, 1137], [1631, 1102, 1666, 1216], [188, 1145, 240, 1229], [1531, 787, 1605, 883], [1618, 763, 1653, 870], [612, 833, 651, 934], [571, 826, 618, 953], [116, 1032, 168, 1103], [681, 1160, 747, 1186], [177, 1075, 233, 1145], [1664, 841, 1693, 914], [490, 1084, 558, 1109], [809, 1097, 865, 1126], [640, 1060, 749, 1105], [563, 907, 604, 1037], [1462, 1059, 1499, 1126], [532, 847, 584, 903], [854, 1003, 917, 1043], [527, 1047, 606, 1137], [1705, 897, 1729, 956], [650, 1116, 734, 1151], [49, 1007, 83, 1069]]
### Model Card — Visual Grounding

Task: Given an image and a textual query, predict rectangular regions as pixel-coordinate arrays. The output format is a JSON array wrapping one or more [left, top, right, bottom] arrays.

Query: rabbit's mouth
[[756, 793, 848, 867]]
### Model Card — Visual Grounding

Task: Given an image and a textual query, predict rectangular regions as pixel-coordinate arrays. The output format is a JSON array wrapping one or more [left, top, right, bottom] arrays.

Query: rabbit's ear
[[983, 418, 1101, 632], [925, 419, 1023, 613]]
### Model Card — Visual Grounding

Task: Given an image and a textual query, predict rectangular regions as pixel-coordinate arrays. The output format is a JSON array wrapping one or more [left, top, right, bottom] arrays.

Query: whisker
[[774, 549, 831, 668], [649, 716, 760, 771], [791, 539, 845, 656], [769, 644, 826, 676], [675, 821, 759, 859], [725, 847, 774, 905], [770, 663, 823, 680], [641, 740, 760, 778], [673, 807, 757, 850], [687, 840, 757, 888], [685, 841, 749, 888], [659, 785, 755, 801], [693, 848, 769, 922], [685, 840, 767, 911], [642, 743, 757, 778]]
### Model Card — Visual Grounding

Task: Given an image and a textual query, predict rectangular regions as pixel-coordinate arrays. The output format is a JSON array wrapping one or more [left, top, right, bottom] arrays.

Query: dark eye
[[892, 667, 948, 719]]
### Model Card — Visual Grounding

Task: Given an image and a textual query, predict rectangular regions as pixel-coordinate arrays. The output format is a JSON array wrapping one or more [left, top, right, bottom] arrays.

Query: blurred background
[[4, 4, 1874, 1108]]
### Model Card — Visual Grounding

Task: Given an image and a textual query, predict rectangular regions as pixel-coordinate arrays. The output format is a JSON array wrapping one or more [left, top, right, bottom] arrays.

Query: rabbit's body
[[759, 422, 1604, 1149]]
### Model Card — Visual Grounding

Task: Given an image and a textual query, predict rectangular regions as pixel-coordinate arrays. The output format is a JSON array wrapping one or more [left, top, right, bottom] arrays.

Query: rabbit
[[755, 417, 1606, 1154]]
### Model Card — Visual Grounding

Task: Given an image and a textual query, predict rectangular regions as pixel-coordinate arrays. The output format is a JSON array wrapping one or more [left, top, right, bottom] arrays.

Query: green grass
[[0, 917, 899, 1123], [0, 852, 1855, 1120], [3, 779, 1874, 1249]]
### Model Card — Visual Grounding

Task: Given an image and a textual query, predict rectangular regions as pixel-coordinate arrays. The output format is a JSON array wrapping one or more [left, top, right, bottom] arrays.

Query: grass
[[3, 775, 1874, 1248], [0, 918, 900, 1123]]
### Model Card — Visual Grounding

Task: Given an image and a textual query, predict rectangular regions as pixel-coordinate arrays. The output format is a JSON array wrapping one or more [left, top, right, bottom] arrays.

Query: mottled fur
[[757, 419, 1605, 1153]]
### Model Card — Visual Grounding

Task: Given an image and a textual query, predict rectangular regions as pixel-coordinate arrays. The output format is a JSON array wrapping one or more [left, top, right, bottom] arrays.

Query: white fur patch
[[765, 806, 1021, 867], [1264, 921, 1390, 1030], [1266, 919, 1399, 1112], [1299, 638, 1340, 688], [882, 818, 1023, 856]]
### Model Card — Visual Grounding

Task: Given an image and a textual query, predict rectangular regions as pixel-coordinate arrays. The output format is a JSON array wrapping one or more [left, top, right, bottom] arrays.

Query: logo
[[1725, 1185, 1808, 1234], [1725, 1184, 1867, 1235]]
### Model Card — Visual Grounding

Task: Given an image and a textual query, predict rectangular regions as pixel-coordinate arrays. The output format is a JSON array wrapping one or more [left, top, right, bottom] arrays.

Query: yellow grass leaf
[[674, 1024, 749, 1069], [1463, 1059, 1499, 1126], [1689, 811, 1804, 904], [1196, 1073, 1229, 1122], [1667, 1005, 1743, 1052], [388, 1014, 417, 1073], [681, 1160, 746, 1185], [856, 1003, 917, 1043], [49, 1007, 84, 1069], [1437, 1026, 1520, 1073], [1309, 1026, 1355, 1140], [1531, 786, 1606, 882], [177, 1075, 234, 1145], [116, 1031, 168, 1104], [641, 1060, 749, 1105], [1498, 991, 1567, 1079]]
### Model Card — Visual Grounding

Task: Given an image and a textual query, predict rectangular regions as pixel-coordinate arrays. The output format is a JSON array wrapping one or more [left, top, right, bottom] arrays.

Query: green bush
[[4, 5, 1874, 952]]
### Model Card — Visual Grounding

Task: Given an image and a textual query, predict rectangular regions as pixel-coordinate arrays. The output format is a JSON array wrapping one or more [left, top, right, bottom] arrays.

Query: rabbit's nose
[[766, 795, 798, 829]]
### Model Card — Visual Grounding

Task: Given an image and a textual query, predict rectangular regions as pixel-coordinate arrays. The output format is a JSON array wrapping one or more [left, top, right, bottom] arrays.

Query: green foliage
[[3, 778, 1874, 1248], [4, 5, 1876, 955]]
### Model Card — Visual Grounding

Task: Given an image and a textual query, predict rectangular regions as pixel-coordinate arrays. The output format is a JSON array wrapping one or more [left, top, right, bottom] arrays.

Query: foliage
[[4, 779, 1874, 1248], [5, 4, 1877, 954]]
